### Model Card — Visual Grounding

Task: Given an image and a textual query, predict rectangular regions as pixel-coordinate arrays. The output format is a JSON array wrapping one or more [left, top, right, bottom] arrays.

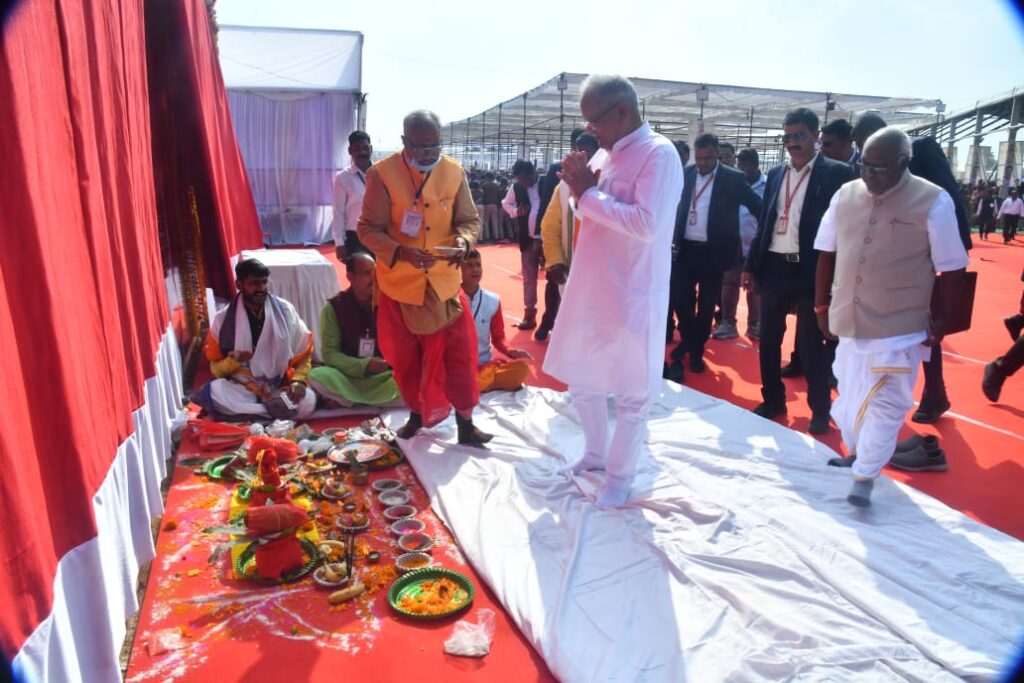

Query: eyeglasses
[[781, 131, 810, 144], [861, 156, 907, 174], [583, 99, 621, 126]]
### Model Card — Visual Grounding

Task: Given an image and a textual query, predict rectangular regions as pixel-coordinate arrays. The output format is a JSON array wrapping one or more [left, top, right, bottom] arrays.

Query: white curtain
[[227, 90, 357, 245], [13, 326, 185, 683]]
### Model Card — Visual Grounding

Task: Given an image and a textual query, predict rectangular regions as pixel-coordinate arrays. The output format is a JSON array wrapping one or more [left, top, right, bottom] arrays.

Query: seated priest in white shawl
[[543, 74, 684, 508], [195, 258, 317, 420]]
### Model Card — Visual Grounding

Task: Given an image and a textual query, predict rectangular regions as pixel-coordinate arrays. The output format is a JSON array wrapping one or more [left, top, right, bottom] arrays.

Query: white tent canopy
[[218, 25, 362, 92], [219, 26, 364, 245]]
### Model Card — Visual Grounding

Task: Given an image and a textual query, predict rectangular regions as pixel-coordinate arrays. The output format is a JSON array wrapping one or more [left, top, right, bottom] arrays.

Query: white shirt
[[769, 154, 817, 254], [814, 185, 969, 352], [331, 165, 368, 244], [997, 197, 1024, 217], [683, 164, 717, 242], [543, 123, 684, 395], [501, 183, 541, 236], [739, 173, 767, 255]]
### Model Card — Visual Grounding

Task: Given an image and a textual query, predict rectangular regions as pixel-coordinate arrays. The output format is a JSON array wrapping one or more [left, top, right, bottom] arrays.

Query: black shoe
[[889, 445, 948, 472], [689, 356, 706, 373], [456, 414, 493, 448], [982, 362, 1006, 402], [752, 401, 787, 419], [669, 343, 686, 362], [663, 361, 684, 383], [780, 362, 804, 378], [1005, 315, 1024, 341], [828, 455, 856, 467], [911, 398, 951, 424], [808, 413, 831, 435], [894, 434, 940, 454], [396, 412, 423, 439], [534, 326, 551, 342]]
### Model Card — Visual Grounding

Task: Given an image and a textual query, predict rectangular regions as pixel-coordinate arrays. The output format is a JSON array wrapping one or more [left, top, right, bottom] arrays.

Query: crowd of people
[[196, 74, 1021, 511]]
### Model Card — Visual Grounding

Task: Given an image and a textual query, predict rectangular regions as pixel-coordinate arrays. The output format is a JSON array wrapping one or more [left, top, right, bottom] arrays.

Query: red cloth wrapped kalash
[[244, 437, 306, 579], [246, 504, 310, 580]]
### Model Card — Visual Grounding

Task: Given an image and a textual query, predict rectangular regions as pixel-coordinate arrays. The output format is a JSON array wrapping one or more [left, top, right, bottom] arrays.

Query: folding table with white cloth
[[239, 248, 340, 362], [384, 384, 1024, 682]]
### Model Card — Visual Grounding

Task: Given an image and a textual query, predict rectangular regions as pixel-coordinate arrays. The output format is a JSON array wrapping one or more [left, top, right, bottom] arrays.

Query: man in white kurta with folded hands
[[543, 74, 684, 508]]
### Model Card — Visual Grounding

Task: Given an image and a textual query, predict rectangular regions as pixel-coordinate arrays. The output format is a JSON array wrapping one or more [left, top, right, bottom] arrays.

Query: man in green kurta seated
[[308, 252, 402, 407]]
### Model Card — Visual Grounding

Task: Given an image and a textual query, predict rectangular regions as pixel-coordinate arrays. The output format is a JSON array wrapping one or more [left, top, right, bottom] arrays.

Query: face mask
[[410, 157, 440, 173]]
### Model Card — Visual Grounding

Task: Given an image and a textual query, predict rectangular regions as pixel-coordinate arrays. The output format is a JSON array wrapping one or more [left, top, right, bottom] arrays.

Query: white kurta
[[815, 188, 969, 479], [543, 123, 684, 397]]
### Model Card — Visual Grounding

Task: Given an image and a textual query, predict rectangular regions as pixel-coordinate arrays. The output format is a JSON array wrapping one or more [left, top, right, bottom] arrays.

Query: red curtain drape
[[0, 0, 166, 657], [0, 0, 261, 660], [145, 0, 263, 297]]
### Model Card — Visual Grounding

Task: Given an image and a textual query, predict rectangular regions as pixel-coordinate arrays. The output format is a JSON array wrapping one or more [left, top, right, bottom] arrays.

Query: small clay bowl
[[397, 532, 434, 554], [394, 552, 432, 574], [366, 551, 381, 564], [377, 489, 411, 507], [371, 479, 402, 492], [383, 504, 416, 522], [389, 518, 425, 536], [312, 564, 350, 589]]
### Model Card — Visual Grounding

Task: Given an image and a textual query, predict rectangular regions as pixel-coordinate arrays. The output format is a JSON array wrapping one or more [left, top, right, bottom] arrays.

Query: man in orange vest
[[357, 110, 491, 445]]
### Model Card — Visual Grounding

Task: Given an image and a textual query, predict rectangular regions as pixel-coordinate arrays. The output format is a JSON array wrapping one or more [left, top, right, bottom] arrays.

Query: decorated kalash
[[186, 416, 474, 618]]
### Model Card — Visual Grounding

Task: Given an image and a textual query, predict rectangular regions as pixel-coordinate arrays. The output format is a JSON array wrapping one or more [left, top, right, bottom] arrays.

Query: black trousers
[[671, 242, 723, 360], [998, 332, 1024, 376], [538, 279, 561, 332], [344, 230, 369, 256], [920, 341, 948, 407], [757, 254, 831, 416], [1004, 215, 1020, 243]]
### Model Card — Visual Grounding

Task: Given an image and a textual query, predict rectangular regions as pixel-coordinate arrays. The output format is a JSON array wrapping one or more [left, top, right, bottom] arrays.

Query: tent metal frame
[[442, 72, 939, 171]]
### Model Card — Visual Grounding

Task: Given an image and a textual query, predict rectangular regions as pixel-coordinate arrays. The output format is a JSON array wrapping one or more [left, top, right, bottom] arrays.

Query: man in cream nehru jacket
[[544, 74, 684, 508], [814, 127, 968, 507]]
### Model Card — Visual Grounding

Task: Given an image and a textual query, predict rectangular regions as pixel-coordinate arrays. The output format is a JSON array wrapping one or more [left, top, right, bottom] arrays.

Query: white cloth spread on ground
[[392, 386, 1024, 682]]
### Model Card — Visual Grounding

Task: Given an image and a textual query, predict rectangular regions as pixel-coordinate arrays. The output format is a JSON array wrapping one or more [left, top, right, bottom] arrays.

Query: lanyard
[[781, 164, 811, 221], [402, 158, 432, 208], [690, 172, 715, 213], [356, 170, 366, 186]]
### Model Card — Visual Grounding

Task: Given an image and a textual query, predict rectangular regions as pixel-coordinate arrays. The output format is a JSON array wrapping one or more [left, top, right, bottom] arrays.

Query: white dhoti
[[832, 337, 928, 479], [209, 379, 317, 419]]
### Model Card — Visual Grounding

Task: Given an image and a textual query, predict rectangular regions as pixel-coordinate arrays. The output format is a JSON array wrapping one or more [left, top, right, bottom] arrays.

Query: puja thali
[[388, 567, 474, 619], [327, 439, 405, 471]]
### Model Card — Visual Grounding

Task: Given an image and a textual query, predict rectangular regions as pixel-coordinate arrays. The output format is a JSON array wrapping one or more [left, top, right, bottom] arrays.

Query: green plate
[[388, 567, 474, 619], [234, 537, 318, 583], [204, 454, 242, 479]]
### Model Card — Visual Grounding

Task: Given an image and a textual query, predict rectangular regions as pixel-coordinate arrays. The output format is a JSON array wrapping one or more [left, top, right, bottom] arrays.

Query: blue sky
[[216, 0, 1024, 165]]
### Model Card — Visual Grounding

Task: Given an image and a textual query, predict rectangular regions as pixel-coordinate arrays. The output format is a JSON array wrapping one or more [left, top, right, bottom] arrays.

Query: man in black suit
[[666, 134, 762, 380], [742, 108, 855, 434], [852, 113, 973, 425]]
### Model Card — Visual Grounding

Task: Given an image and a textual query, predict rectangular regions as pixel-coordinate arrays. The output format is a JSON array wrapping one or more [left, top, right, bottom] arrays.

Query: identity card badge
[[358, 335, 375, 358], [400, 210, 423, 238]]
